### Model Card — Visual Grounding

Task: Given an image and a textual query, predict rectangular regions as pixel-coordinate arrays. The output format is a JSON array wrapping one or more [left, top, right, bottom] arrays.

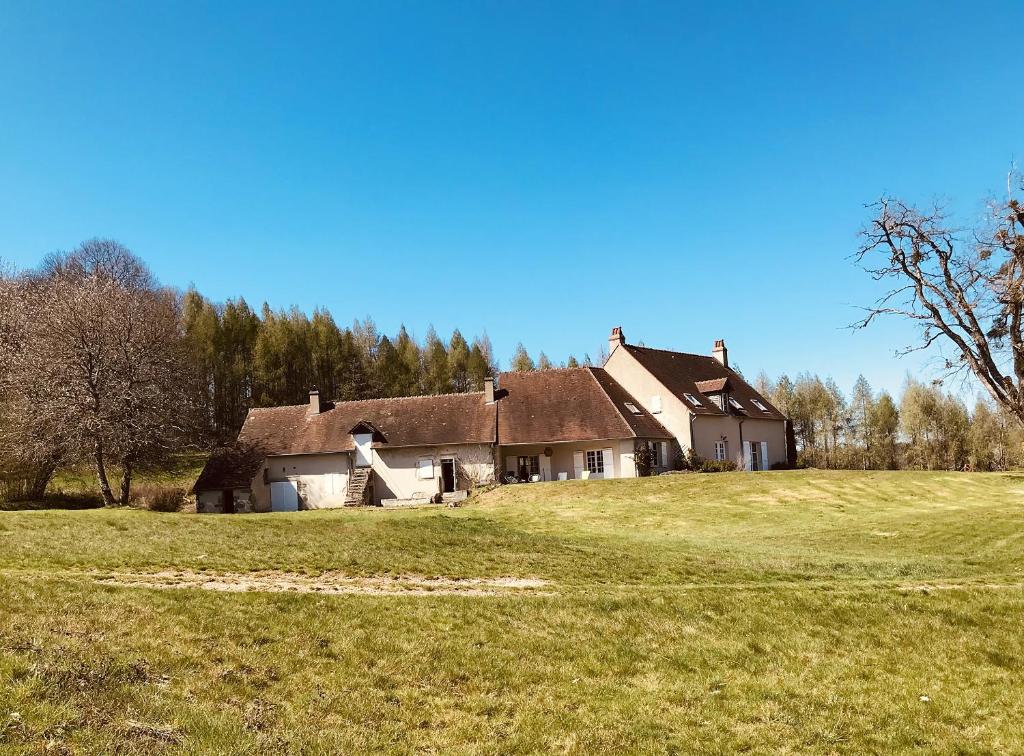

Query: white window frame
[[585, 450, 604, 474], [728, 397, 745, 411], [683, 393, 702, 407], [751, 399, 770, 413], [624, 402, 642, 415], [417, 457, 435, 480], [714, 440, 728, 462]]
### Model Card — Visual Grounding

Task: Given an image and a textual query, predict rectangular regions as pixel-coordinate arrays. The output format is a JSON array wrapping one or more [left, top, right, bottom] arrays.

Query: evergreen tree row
[[182, 291, 498, 441]]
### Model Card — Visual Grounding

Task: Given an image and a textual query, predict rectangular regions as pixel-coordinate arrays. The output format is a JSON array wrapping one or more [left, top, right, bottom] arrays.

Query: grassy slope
[[1, 470, 1023, 753]]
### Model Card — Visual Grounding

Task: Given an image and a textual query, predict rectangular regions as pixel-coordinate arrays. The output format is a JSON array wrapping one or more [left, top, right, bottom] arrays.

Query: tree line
[[755, 372, 1024, 471]]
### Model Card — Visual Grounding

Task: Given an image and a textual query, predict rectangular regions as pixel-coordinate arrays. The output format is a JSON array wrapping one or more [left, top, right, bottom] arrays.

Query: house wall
[[498, 438, 664, 480], [604, 346, 694, 448], [250, 453, 352, 512], [196, 488, 252, 514], [691, 415, 788, 469], [371, 443, 495, 505]]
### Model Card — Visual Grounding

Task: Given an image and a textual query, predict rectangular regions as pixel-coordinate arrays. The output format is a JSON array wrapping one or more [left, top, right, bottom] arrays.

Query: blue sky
[[2, 1, 1022, 397]]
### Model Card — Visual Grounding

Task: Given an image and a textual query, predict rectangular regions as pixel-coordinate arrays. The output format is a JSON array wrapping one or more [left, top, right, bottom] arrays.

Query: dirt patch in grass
[[92, 569, 553, 597]]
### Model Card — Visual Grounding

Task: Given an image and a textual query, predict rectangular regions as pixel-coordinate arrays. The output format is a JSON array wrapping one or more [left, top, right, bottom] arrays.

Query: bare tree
[[854, 171, 1024, 425], [0, 240, 194, 505]]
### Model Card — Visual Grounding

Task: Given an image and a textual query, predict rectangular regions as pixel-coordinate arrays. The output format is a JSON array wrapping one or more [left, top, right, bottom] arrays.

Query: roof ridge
[[586, 368, 638, 438], [626, 343, 716, 361]]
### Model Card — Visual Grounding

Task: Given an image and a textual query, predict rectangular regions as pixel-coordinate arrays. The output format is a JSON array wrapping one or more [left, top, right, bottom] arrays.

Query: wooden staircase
[[345, 468, 372, 507]]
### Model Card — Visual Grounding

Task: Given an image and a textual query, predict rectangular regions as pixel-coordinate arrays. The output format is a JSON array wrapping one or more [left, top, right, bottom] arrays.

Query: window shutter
[[659, 442, 668, 468], [759, 442, 769, 472], [573, 451, 584, 479], [602, 447, 615, 479], [743, 441, 752, 471]]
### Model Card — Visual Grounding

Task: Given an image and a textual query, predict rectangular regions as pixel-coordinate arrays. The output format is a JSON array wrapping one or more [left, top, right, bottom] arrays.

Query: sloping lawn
[[1, 470, 1023, 753]]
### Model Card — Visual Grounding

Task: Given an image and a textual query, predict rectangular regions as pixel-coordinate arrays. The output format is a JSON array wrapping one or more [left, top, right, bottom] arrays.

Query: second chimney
[[309, 387, 321, 415], [483, 376, 495, 404], [712, 339, 728, 368], [609, 326, 626, 356]]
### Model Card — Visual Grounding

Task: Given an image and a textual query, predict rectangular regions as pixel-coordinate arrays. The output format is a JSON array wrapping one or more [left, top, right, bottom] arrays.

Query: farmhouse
[[193, 328, 791, 512]]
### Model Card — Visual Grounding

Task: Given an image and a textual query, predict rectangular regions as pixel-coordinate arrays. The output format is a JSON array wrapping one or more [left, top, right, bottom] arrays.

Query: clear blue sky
[[2, 1, 1021, 397]]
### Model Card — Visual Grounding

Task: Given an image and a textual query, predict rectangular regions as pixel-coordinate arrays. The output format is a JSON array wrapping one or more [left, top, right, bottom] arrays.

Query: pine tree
[[394, 326, 422, 396], [448, 329, 471, 391], [422, 326, 451, 394], [537, 352, 553, 370], [566, 355, 579, 368], [466, 344, 489, 390], [510, 343, 535, 372]]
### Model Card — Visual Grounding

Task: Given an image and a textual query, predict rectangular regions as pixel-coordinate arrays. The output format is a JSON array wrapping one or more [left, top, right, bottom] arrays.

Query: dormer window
[[683, 393, 703, 407]]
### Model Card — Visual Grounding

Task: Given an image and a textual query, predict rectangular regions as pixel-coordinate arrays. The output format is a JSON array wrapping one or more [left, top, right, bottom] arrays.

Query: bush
[[682, 447, 703, 471], [131, 483, 187, 512], [699, 459, 737, 473]]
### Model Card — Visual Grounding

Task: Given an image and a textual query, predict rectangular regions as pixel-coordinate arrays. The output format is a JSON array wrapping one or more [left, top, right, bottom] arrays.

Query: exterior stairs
[[345, 468, 372, 506]]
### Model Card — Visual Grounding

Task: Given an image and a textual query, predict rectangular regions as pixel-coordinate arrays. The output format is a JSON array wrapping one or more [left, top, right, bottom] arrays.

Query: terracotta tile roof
[[623, 344, 785, 420], [497, 367, 671, 444]]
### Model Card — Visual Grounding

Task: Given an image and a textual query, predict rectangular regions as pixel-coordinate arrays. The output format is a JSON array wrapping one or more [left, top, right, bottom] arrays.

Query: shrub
[[700, 459, 737, 473], [633, 442, 656, 477], [683, 447, 703, 471], [131, 483, 187, 512]]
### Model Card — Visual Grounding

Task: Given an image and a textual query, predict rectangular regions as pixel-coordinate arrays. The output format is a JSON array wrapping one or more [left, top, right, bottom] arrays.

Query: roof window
[[729, 397, 745, 412], [751, 399, 770, 413], [624, 402, 642, 415], [683, 393, 703, 407]]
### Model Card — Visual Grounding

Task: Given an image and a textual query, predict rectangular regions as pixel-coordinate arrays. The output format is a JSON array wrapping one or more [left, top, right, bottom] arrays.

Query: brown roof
[[192, 442, 265, 493], [623, 344, 785, 420], [194, 392, 496, 491], [695, 377, 731, 394], [497, 367, 671, 444]]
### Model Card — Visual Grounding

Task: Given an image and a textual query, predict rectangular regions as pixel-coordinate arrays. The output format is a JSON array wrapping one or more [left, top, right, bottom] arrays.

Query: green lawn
[[2, 470, 1023, 753]]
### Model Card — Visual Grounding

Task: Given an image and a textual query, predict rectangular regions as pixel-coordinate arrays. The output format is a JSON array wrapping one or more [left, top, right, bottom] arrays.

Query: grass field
[[1, 470, 1023, 753]]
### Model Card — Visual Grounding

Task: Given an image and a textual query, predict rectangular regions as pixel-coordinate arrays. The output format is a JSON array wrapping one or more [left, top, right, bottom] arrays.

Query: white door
[[354, 433, 372, 467], [270, 480, 299, 512], [539, 454, 552, 481]]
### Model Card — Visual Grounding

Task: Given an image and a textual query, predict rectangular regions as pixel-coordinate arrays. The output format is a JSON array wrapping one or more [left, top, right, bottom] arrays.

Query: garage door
[[270, 480, 299, 512]]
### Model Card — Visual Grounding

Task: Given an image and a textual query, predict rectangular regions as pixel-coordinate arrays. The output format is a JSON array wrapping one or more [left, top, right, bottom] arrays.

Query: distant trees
[[759, 371, 1023, 471], [855, 171, 1024, 426], [0, 240, 194, 505]]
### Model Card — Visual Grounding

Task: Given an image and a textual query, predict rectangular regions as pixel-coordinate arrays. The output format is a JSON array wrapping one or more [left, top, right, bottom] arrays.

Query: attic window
[[729, 397, 745, 411], [683, 393, 703, 407], [624, 402, 642, 415], [751, 399, 770, 413]]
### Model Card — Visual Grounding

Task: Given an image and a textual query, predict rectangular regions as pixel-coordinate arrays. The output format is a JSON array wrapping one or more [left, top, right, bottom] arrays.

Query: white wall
[[371, 444, 495, 505], [498, 439, 664, 481], [250, 453, 351, 512]]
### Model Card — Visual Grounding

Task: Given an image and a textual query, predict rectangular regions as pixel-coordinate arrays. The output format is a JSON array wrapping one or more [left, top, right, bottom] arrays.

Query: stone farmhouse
[[193, 328, 791, 513]]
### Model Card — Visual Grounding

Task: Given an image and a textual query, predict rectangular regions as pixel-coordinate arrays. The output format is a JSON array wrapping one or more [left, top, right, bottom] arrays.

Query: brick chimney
[[483, 376, 495, 404], [609, 326, 625, 356], [712, 339, 728, 368], [308, 387, 321, 415]]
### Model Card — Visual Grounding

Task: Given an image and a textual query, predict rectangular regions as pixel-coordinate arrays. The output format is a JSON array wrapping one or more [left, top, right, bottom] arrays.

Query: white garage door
[[270, 480, 299, 512]]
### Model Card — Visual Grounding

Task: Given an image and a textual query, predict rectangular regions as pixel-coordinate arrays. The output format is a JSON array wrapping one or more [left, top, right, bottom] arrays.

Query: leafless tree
[[854, 171, 1024, 425], [0, 240, 195, 505]]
